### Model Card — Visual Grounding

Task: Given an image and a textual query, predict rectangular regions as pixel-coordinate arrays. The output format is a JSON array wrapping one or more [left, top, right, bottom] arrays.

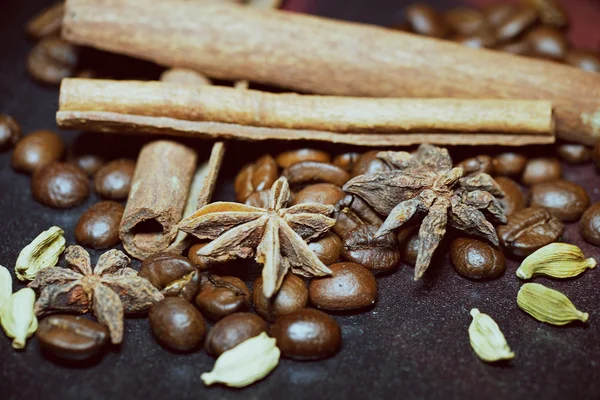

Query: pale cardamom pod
[[0, 288, 38, 349], [201, 332, 280, 387], [15, 226, 66, 281], [517, 283, 588, 325], [516, 243, 596, 280], [0, 265, 12, 311], [468, 309, 514, 363]]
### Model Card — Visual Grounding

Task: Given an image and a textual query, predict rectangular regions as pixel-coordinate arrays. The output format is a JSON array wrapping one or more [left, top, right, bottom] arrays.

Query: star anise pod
[[343, 144, 506, 280], [29, 245, 164, 344], [179, 176, 335, 298]]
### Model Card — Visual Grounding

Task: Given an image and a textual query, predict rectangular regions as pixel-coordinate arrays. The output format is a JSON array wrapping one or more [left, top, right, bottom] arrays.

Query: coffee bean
[[188, 243, 211, 271], [495, 176, 526, 216], [244, 189, 270, 208], [351, 151, 391, 177], [332, 194, 383, 238], [275, 149, 330, 168], [139, 253, 199, 302], [0, 114, 21, 152], [580, 203, 600, 245], [70, 154, 106, 177], [523, 0, 568, 28], [498, 207, 564, 257], [205, 312, 268, 357], [31, 162, 89, 208], [194, 274, 250, 321], [149, 297, 206, 352], [282, 161, 350, 187], [557, 143, 591, 164], [521, 158, 561, 186], [405, 4, 450, 38], [444, 7, 486, 36], [75, 201, 124, 249], [483, 3, 518, 27], [402, 232, 420, 266], [450, 237, 505, 280], [234, 154, 278, 202], [529, 180, 590, 222], [308, 232, 343, 266], [565, 51, 600, 73], [457, 155, 494, 175], [12, 130, 65, 174], [333, 152, 360, 172], [253, 274, 307, 322], [342, 225, 400, 272], [94, 159, 136, 200], [496, 39, 533, 56], [526, 26, 568, 60], [494, 6, 538, 42], [455, 30, 497, 49], [292, 183, 345, 206], [493, 152, 527, 177], [309, 262, 377, 310], [269, 308, 341, 360], [37, 315, 109, 361], [27, 37, 78, 85]]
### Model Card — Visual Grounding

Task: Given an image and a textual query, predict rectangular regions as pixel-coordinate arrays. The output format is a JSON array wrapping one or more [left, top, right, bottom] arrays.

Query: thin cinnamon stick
[[119, 140, 197, 260], [62, 0, 600, 145]]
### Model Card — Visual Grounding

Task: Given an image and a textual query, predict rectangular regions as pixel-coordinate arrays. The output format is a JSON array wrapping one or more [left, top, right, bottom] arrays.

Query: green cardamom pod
[[517, 283, 588, 325], [0, 265, 12, 311], [516, 243, 596, 280], [0, 288, 38, 349], [15, 226, 66, 281], [468, 308, 514, 363]]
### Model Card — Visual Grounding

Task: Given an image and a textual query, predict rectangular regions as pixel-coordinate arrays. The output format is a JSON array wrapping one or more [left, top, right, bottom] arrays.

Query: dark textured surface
[[1, 1, 600, 399]]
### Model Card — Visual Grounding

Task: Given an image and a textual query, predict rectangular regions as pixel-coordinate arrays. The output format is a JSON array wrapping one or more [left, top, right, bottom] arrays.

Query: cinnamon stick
[[62, 0, 600, 145], [56, 79, 554, 146], [119, 140, 197, 260]]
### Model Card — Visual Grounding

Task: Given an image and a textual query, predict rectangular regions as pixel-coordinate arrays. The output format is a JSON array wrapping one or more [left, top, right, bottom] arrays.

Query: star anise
[[343, 144, 506, 280], [29, 245, 164, 344], [179, 177, 335, 298]]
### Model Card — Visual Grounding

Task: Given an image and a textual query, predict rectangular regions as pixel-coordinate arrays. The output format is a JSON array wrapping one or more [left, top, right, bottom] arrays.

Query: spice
[[0, 288, 38, 349], [468, 309, 514, 363], [0, 266, 11, 310], [201, 332, 280, 388], [15, 226, 66, 281], [29, 245, 163, 344], [180, 177, 334, 298], [517, 283, 589, 325], [516, 243, 596, 279], [344, 144, 506, 280]]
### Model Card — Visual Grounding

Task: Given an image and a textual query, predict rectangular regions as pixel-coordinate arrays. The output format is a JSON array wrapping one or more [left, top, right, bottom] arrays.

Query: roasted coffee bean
[[308, 232, 343, 266], [529, 180, 590, 222], [269, 308, 341, 361], [75, 201, 124, 249], [496, 39, 533, 56], [342, 225, 400, 272], [234, 154, 278, 202], [523, 0, 568, 28], [292, 183, 345, 206], [31, 162, 89, 208], [450, 238, 505, 280], [493, 152, 527, 177], [402, 232, 420, 266], [37, 315, 109, 361], [12, 130, 65, 174], [194, 274, 250, 321], [94, 159, 136, 200], [457, 155, 494, 175], [282, 161, 350, 187], [483, 3, 518, 27], [521, 158, 561, 186], [565, 51, 600, 73], [253, 274, 308, 322], [333, 152, 360, 172], [351, 151, 391, 177], [405, 4, 449, 38], [27, 37, 78, 85], [275, 149, 330, 168], [455, 31, 496, 49], [444, 7, 486, 36], [494, 6, 538, 42], [498, 207, 564, 257], [139, 253, 199, 302], [332, 194, 383, 238], [580, 203, 600, 245], [495, 176, 526, 216], [244, 189, 270, 208], [309, 262, 377, 311], [0, 114, 21, 152], [526, 26, 568, 60], [557, 143, 591, 164], [205, 312, 268, 357], [149, 297, 206, 352], [70, 154, 106, 177], [188, 243, 211, 271]]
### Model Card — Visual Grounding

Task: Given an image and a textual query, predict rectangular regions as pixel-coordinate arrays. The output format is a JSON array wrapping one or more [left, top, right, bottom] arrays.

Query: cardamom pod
[[0, 288, 38, 349], [517, 283, 589, 325], [201, 332, 280, 387], [0, 265, 12, 311], [15, 226, 66, 281], [468, 309, 515, 363], [516, 243, 596, 280]]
